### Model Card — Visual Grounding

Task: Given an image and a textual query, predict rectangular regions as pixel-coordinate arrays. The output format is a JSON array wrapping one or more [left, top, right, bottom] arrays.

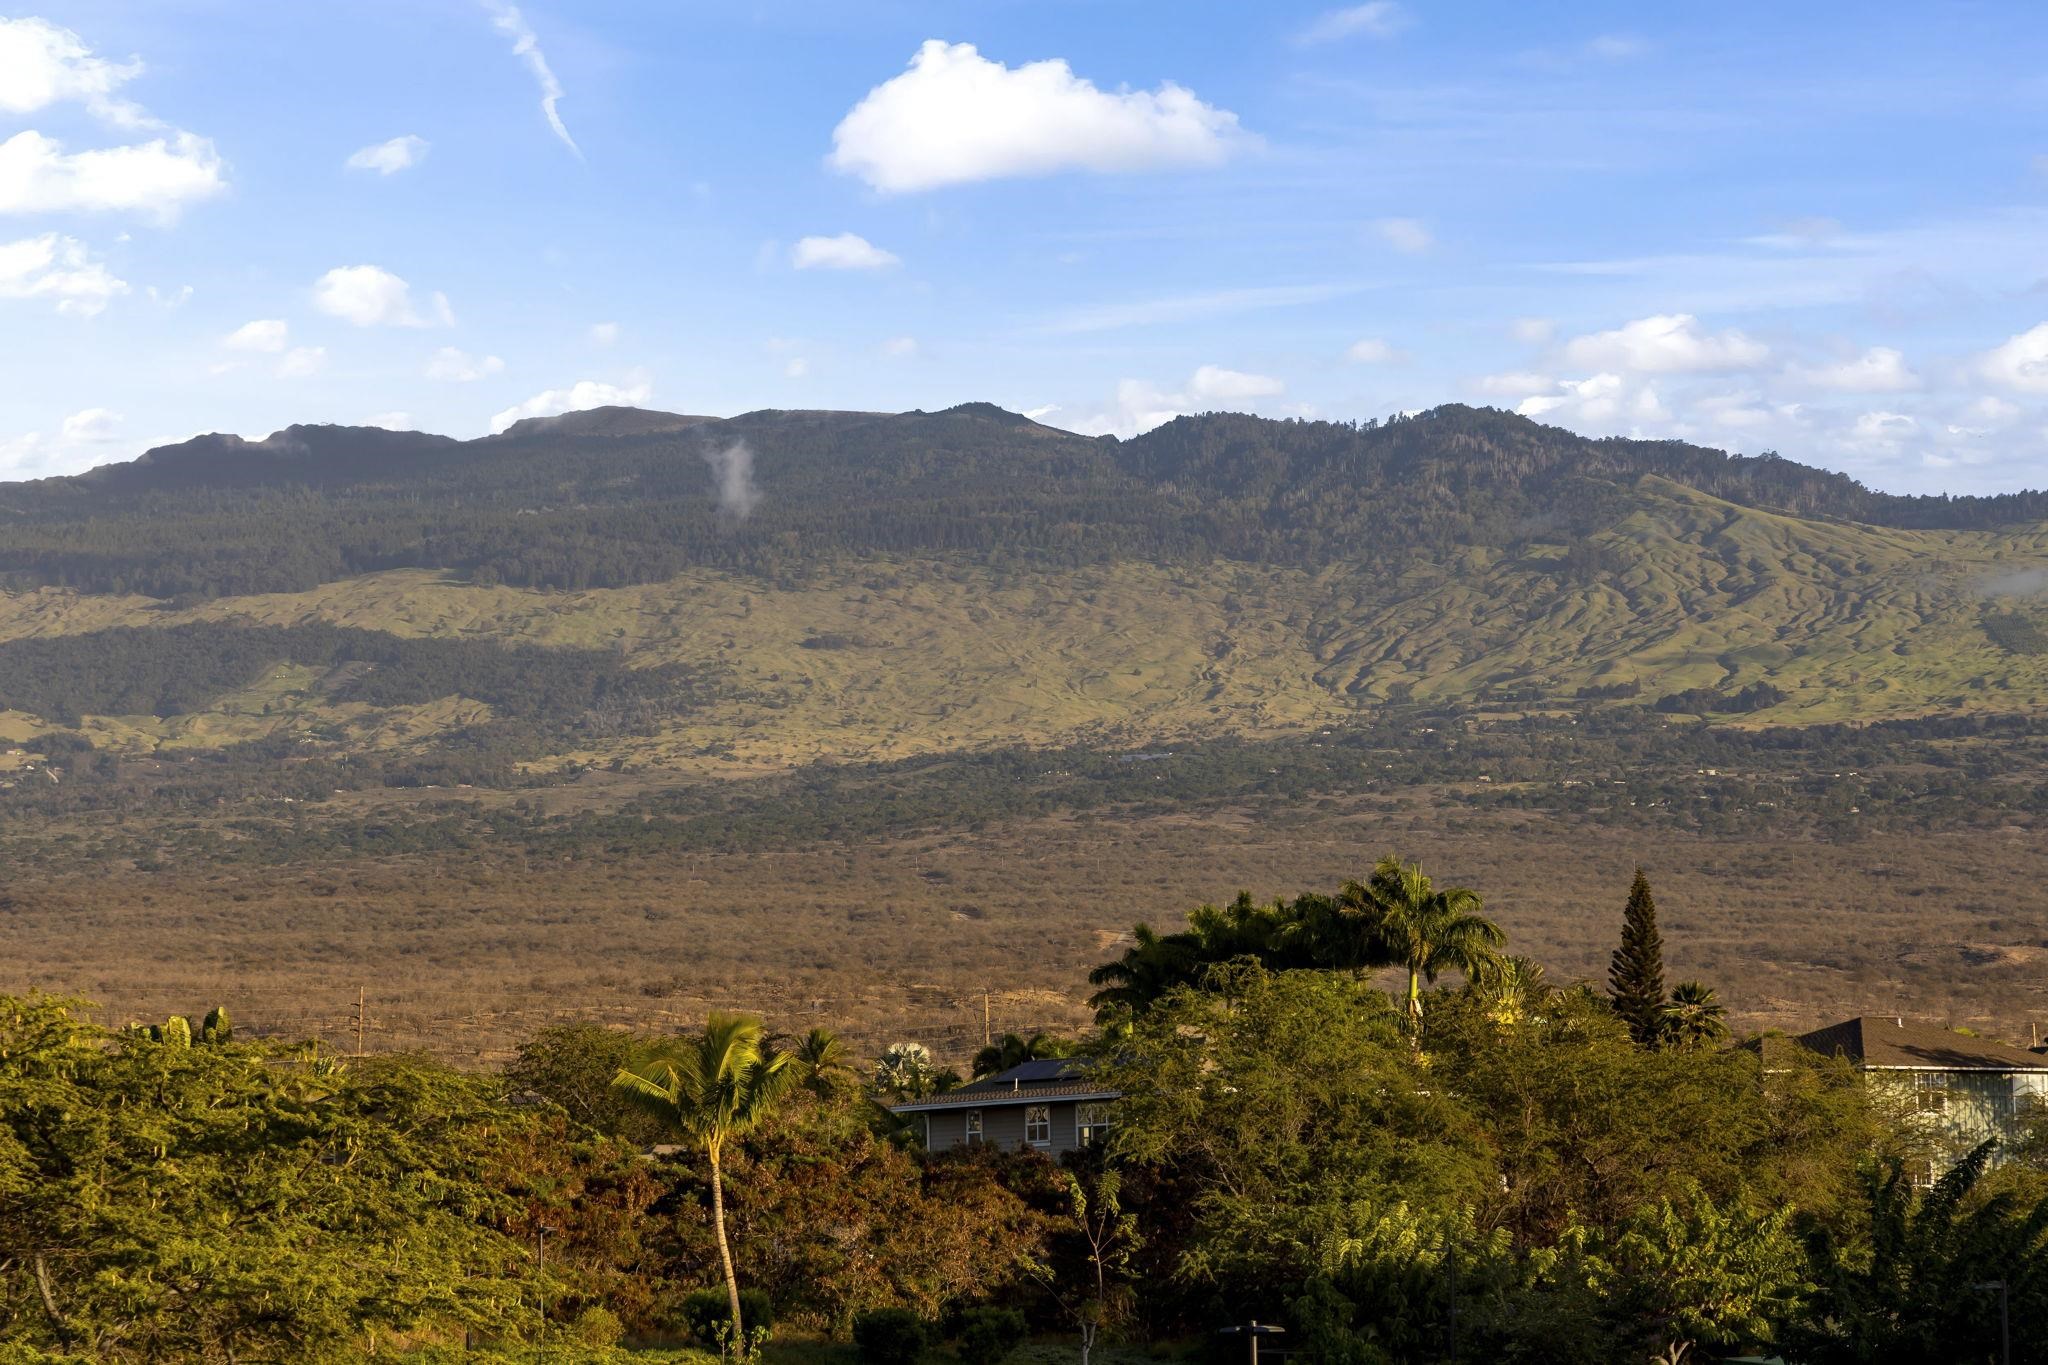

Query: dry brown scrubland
[[10, 791, 2045, 1067]]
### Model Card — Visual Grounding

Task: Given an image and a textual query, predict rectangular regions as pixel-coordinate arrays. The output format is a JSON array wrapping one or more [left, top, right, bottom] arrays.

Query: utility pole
[[982, 989, 992, 1048], [352, 987, 366, 1057]]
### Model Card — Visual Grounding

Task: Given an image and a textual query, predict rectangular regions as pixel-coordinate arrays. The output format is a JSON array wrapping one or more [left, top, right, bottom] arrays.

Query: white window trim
[[1025, 1104, 1052, 1147], [963, 1109, 984, 1145]]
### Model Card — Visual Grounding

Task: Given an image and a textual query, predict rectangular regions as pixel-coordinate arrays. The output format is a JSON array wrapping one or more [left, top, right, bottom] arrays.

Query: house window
[[1025, 1105, 1052, 1147], [963, 1110, 983, 1146], [1077, 1102, 1113, 1147], [1915, 1073, 1950, 1114]]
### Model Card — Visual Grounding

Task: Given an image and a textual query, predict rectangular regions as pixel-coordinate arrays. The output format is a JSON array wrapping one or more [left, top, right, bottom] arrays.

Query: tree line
[[5, 404, 2044, 599]]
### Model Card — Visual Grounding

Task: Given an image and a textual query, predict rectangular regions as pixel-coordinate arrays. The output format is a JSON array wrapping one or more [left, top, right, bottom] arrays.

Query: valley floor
[[12, 791, 2045, 1065]]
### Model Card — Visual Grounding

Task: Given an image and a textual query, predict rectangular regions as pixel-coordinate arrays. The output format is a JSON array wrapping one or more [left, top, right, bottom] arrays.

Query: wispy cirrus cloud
[[1295, 4, 1410, 46], [478, 1, 579, 157], [346, 134, 429, 175], [1040, 281, 1360, 334]]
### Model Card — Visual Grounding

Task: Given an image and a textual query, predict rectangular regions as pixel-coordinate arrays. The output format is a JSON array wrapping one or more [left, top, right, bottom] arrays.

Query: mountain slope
[[0, 403, 2045, 770]]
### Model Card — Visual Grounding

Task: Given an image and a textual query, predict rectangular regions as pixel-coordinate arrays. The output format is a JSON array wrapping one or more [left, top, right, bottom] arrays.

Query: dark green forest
[[4, 404, 2046, 598]]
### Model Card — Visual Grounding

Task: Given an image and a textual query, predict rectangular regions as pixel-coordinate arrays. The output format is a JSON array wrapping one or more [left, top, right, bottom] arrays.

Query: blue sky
[[4, 1, 2048, 494]]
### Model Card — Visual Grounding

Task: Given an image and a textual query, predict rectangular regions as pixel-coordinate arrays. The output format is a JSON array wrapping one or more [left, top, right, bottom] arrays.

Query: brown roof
[[1794, 1016, 2048, 1072]]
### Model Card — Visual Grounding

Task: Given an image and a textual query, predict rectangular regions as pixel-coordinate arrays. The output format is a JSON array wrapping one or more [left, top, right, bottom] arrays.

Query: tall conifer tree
[[1608, 867, 1667, 1045]]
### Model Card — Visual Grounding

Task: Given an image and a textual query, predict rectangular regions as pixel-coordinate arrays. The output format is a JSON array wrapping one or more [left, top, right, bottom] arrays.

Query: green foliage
[[1983, 608, 2048, 656], [0, 995, 542, 1361], [8, 404, 2043, 603], [0, 619, 715, 731], [953, 1306, 1026, 1365], [508, 1021, 666, 1144], [1653, 681, 1789, 715], [679, 1287, 777, 1347], [199, 1005, 231, 1043], [970, 1032, 1073, 1079], [1662, 981, 1728, 1050], [1794, 1142, 2048, 1361], [852, 1308, 930, 1365], [1607, 868, 1667, 1047], [614, 1013, 799, 1350]]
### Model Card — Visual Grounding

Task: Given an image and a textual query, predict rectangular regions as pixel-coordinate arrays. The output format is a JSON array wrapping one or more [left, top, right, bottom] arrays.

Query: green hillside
[[1, 424, 2045, 772]]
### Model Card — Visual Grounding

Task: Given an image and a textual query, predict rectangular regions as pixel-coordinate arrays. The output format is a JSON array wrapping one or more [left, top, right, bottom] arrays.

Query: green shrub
[[572, 1304, 625, 1348], [955, 1306, 1025, 1365], [854, 1307, 930, 1365], [677, 1286, 776, 1346]]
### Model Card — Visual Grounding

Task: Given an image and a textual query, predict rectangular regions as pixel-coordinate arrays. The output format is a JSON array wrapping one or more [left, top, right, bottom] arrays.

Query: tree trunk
[[710, 1141, 745, 1353], [34, 1255, 73, 1351]]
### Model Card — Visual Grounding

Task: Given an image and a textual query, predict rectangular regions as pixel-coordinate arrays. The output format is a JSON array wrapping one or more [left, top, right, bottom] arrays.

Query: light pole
[[1217, 1321, 1286, 1365], [1971, 1280, 2010, 1365]]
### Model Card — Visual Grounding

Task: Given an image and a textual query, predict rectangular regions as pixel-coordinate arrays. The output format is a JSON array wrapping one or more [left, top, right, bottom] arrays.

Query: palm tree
[[1474, 954, 1550, 1030], [1352, 855, 1505, 1035], [1661, 981, 1727, 1050], [971, 1030, 1072, 1079], [787, 1026, 852, 1097], [1086, 923, 1203, 1018], [613, 1013, 797, 1351]]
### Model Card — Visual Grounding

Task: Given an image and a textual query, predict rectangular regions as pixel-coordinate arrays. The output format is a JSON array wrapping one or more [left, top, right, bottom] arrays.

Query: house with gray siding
[[1793, 1016, 2048, 1179], [890, 1058, 1118, 1156]]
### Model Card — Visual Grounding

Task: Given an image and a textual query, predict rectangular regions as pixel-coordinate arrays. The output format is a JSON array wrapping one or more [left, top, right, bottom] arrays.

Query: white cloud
[[1979, 322, 2048, 394], [363, 411, 413, 430], [1, 405, 123, 477], [1371, 217, 1433, 254], [1793, 346, 1918, 393], [346, 134, 429, 175], [489, 375, 651, 434], [1296, 4, 1410, 44], [60, 407, 120, 442], [146, 283, 192, 309], [221, 318, 288, 353], [791, 233, 901, 271], [829, 40, 1250, 192], [784, 356, 810, 379], [312, 264, 451, 328], [881, 335, 918, 357], [0, 17, 147, 126], [1188, 365, 1285, 402], [1068, 365, 1288, 438], [1965, 395, 2020, 426], [1585, 34, 1650, 60], [587, 321, 618, 347], [0, 129, 225, 220], [1688, 389, 1774, 430], [479, 1, 579, 156], [425, 346, 505, 382], [1510, 317, 1554, 344], [276, 346, 326, 378], [1848, 410, 1917, 450], [1474, 370, 1553, 396], [1515, 372, 1669, 427], [1561, 313, 1768, 374], [0, 233, 126, 315], [1345, 337, 1402, 364]]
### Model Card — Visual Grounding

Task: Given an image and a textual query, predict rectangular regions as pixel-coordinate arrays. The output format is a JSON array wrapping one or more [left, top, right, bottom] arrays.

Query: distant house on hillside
[[1793, 1016, 2048, 1179], [889, 1058, 1118, 1156]]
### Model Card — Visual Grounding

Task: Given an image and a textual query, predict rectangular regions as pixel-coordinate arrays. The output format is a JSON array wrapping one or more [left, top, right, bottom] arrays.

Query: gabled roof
[[1794, 1017, 2048, 1073]]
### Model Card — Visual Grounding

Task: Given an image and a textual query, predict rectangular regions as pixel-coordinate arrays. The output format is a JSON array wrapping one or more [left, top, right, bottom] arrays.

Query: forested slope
[[0, 404, 2044, 771]]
